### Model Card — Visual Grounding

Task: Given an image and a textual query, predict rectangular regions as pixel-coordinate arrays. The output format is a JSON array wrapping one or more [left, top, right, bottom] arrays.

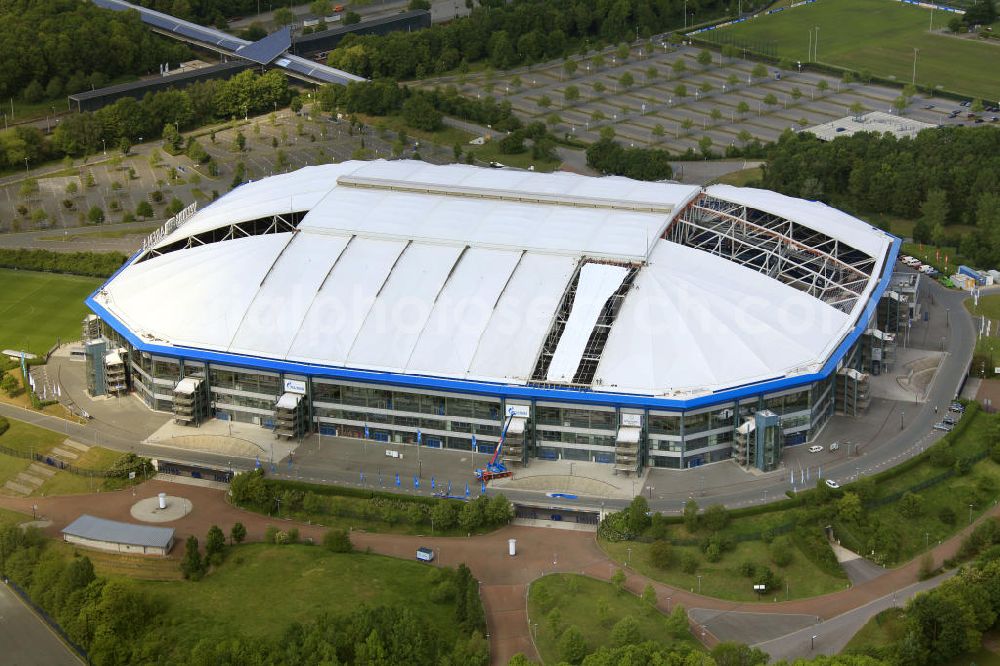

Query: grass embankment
[[602, 406, 1000, 600], [38, 225, 158, 242], [0, 418, 129, 496], [710, 166, 763, 187], [703, 0, 1000, 99], [602, 538, 849, 602], [528, 574, 702, 664], [0, 268, 101, 356], [135, 543, 457, 659]]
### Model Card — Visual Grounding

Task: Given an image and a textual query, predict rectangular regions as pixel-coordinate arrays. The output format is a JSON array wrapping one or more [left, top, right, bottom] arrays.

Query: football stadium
[[84, 160, 900, 473]]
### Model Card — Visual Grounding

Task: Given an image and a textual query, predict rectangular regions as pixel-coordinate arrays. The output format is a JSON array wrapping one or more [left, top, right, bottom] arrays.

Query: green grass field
[[136, 544, 457, 661], [0, 268, 101, 356], [704, 0, 1000, 99], [528, 574, 702, 664]]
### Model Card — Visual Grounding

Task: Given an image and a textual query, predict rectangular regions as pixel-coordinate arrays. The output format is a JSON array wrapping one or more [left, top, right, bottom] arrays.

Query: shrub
[[702, 504, 730, 532], [558, 625, 587, 664], [770, 536, 794, 567], [230, 522, 246, 544], [0, 416, 8, 435], [611, 615, 641, 647], [680, 553, 699, 573], [738, 560, 757, 578], [939, 506, 957, 525], [264, 525, 279, 544], [705, 542, 722, 562], [650, 540, 673, 569], [323, 528, 353, 553]]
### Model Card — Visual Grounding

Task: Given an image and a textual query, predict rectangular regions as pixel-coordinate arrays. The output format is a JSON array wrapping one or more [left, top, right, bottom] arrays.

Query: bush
[[738, 560, 757, 578], [558, 625, 587, 664], [680, 553, 699, 574], [770, 536, 794, 567], [0, 416, 8, 436], [702, 504, 730, 532], [323, 528, 353, 553], [705, 542, 722, 562], [264, 525, 279, 544], [649, 540, 673, 569], [0, 248, 126, 278], [939, 506, 957, 526]]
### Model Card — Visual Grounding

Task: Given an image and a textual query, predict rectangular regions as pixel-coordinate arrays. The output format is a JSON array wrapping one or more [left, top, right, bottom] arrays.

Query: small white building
[[806, 111, 936, 141], [61, 514, 175, 557]]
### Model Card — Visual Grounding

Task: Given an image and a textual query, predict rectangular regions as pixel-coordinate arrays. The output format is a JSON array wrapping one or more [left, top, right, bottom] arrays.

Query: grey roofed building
[[62, 514, 175, 550]]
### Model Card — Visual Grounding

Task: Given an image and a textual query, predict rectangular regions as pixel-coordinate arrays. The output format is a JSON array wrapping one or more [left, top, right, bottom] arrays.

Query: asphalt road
[[0, 582, 82, 666]]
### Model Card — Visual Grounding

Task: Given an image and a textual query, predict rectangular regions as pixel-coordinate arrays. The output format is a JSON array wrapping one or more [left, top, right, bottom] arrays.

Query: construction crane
[[475, 412, 515, 482]]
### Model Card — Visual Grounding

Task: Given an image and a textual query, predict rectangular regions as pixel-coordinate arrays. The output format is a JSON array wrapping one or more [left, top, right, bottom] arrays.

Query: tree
[[645, 65, 658, 82], [564, 85, 580, 103], [402, 95, 443, 131], [697, 49, 712, 67], [592, 54, 605, 70], [626, 495, 651, 534], [738, 129, 753, 144], [671, 59, 687, 76], [205, 525, 225, 565], [948, 15, 964, 33], [702, 504, 729, 531], [727, 73, 739, 87], [136, 200, 153, 219], [899, 492, 925, 518], [611, 615, 641, 647], [905, 587, 981, 663], [230, 522, 246, 545], [893, 96, 908, 114], [181, 535, 204, 580], [273, 7, 296, 26], [486, 495, 512, 525], [558, 625, 587, 664], [563, 59, 577, 78], [763, 93, 778, 106], [711, 642, 769, 666], [650, 540, 673, 568], [87, 206, 105, 224], [616, 43, 630, 61], [700, 80, 713, 94], [234, 130, 246, 152], [310, 0, 332, 16], [674, 83, 688, 98], [710, 108, 722, 122], [652, 123, 665, 140], [791, 87, 803, 100], [737, 100, 750, 115], [837, 492, 863, 523], [537, 95, 551, 108], [817, 79, 829, 93], [592, 81, 606, 95], [972, 98, 985, 113], [752, 63, 768, 78], [683, 499, 699, 532], [641, 584, 657, 610], [323, 528, 353, 553], [611, 568, 626, 592], [849, 102, 865, 118], [619, 71, 634, 89]]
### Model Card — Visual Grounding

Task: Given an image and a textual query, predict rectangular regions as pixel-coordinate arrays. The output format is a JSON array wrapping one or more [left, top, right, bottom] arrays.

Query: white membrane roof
[[97, 162, 892, 398]]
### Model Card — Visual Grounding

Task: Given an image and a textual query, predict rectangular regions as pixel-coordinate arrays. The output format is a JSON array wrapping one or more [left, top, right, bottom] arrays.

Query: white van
[[416, 547, 435, 562]]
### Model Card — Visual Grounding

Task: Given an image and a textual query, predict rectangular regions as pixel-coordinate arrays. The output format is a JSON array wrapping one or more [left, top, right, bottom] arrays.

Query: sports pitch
[[0, 269, 100, 357], [703, 0, 1000, 100]]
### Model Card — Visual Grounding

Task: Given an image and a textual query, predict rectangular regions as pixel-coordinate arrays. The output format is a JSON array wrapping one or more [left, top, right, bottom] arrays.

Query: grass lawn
[[355, 112, 475, 150], [966, 294, 1000, 321], [467, 139, 563, 172], [38, 225, 158, 242], [0, 454, 32, 493], [0, 268, 101, 356], [843, 607, 906, 652], [0, 418, 65, 456], [52, 540, 183, 581], [902, 242, 972, 277], [703, 0, 1000, 99], [528, 574, 702, 664], [601, 539, 848, 602], [0, 506, 30, 525], [710, 166, 763, 186], [136, 543, 457, 660]]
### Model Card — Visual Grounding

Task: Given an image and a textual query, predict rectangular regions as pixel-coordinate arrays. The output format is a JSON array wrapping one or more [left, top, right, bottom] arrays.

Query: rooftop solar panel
[[236, 26, 291, 65]]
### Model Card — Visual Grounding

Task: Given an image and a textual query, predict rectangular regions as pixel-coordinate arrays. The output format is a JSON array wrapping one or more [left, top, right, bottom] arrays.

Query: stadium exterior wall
[[86, 237, 899, 470]]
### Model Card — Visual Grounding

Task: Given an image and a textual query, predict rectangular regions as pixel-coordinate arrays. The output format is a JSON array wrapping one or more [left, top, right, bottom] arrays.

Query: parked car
[[943, 415, 957, 425], [923, 104, 935, 110], [933, 422, 954, 432], [830, 441, 841, 451], [825, 479, 840, 489], [950, 402, 966, 413], [416, 547, 435, 562], [808, 445, 824, 453]]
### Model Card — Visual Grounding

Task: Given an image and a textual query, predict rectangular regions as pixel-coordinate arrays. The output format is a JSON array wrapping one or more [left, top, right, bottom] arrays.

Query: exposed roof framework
[[667, 193, 877, 314]]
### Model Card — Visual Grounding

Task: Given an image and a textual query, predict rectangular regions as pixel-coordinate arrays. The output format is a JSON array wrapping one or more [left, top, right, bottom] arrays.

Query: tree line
[[326, 0, 733, 80], [760, 127, 1000, 264], [586, 137, 673, 181], [0, 248, 127, 278], [0, 0, 189, 102], [230, 469, 514, 533], [0, 68, 290, 172]]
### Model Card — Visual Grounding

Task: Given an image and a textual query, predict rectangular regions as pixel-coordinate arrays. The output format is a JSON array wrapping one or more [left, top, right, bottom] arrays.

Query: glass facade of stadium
[[103, 321, 878, 471]]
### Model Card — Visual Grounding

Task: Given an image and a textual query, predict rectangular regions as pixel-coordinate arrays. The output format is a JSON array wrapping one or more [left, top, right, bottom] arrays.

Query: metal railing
[[139, 202, 198, 254]]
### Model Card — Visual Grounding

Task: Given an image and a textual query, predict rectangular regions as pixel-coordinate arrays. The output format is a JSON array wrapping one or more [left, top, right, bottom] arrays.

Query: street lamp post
[[912, 48, 919, 86], [900, 410, 905, 431], [811, 635, 818, 650], [697, 574, 702, 594], [970, 504, 975, 524]]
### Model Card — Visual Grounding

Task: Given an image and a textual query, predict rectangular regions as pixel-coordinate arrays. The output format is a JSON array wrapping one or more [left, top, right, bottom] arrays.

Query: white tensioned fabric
[[468, 253, 579, 382], [228, 232, 351, 357], [405, 248, 523, 378], [97, 234, 290, 349], [286, 236, 407, 365], [345, 243, 466, 373], [546, 263, 630, 383], [275, 392, 301, 409], [152, 164, 359, 249], [704, 185, 891, 258], [593, 242, 850, 396]]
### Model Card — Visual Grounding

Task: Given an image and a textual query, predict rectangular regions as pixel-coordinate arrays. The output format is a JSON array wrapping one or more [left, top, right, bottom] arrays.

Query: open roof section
[[90, 0, 364, 85]]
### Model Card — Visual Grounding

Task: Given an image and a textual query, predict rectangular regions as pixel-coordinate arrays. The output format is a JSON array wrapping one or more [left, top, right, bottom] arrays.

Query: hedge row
[[0, 248, 127, 278]]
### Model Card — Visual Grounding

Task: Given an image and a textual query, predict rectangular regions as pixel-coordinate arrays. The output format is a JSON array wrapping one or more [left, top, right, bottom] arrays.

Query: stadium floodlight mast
[[912, 48, 919, 85]]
